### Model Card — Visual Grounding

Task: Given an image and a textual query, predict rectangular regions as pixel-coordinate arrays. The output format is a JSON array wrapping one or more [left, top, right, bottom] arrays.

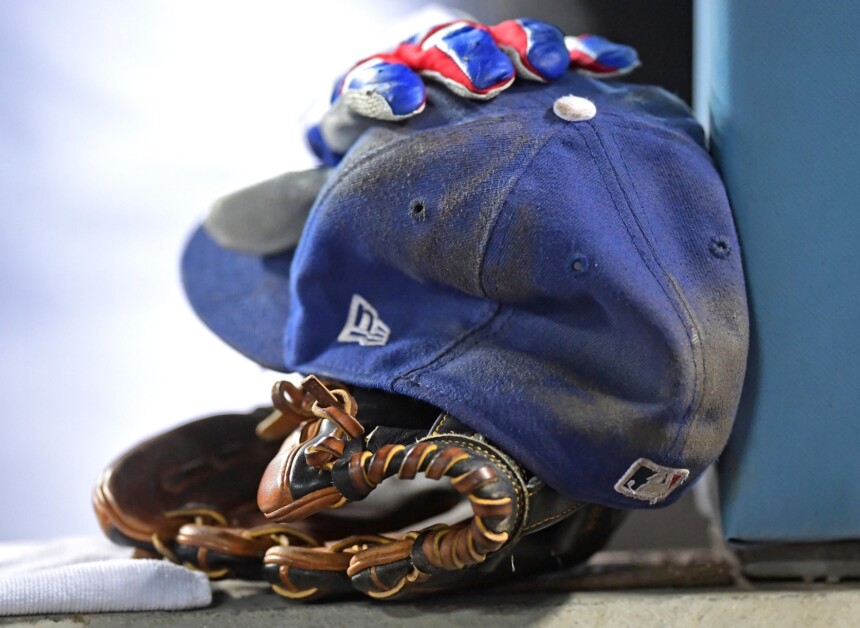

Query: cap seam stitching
[[476, 124, 566, 298], [612, 138, 708, 455], [608, 117, 705, 152], [396, 305, 514, 384], [580, 122, 703, 460]]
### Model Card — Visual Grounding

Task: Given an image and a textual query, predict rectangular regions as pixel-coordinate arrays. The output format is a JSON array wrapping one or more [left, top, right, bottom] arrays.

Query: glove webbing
[[260, 376, 529, 598]]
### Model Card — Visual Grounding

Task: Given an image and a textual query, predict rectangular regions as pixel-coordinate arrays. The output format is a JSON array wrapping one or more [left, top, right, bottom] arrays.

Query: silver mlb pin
[[614, 458, 690, 505]]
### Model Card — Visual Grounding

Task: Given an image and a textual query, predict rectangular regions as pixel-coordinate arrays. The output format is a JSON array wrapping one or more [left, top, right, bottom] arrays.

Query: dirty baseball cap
[[182, 71, 749, 509]]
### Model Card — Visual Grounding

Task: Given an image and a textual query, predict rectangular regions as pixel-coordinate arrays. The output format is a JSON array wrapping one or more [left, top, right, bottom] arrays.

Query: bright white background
[[0, 0, 452, 541]]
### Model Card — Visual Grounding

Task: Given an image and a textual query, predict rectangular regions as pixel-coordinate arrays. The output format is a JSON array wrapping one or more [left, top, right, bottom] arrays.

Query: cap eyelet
[[409, 199, 427, 221], [709, 237, 731, 259], [571, 255, 590, 275]]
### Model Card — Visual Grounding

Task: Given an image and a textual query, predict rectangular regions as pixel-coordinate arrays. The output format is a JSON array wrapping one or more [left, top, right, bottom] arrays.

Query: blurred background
[[0, 1, 704, 547]]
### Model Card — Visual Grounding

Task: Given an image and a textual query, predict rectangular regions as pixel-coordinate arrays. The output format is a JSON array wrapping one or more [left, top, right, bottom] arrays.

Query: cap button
[[553, 95, 597, 121]]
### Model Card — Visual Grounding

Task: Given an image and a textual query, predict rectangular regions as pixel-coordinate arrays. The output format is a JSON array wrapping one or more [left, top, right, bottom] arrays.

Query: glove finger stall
[[93, 409, 280, 572]]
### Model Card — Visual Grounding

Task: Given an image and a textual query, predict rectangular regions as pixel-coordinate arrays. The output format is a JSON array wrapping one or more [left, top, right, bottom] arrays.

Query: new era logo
[[614, 458, 689, 505], [337, 294, 390, 347]]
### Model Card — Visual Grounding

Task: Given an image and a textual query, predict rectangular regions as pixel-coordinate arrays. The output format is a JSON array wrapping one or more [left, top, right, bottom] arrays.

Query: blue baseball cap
[[182, 72, 749, 509]]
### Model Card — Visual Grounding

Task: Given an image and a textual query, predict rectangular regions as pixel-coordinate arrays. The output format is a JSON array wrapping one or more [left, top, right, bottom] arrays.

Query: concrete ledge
[[3, 550, 858, 626], [3, 586, 860, 628]]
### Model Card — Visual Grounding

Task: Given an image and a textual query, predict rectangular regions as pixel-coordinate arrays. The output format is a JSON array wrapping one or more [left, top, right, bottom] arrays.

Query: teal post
[[695, 1, 860, 542]]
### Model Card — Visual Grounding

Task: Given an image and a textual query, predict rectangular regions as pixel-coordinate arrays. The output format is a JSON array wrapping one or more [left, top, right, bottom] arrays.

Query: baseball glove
[[94, 375, 625, 600]]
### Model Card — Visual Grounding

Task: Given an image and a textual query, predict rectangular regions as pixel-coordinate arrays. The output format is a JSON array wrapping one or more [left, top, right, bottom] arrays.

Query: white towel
[[0, 537, 211, 616]]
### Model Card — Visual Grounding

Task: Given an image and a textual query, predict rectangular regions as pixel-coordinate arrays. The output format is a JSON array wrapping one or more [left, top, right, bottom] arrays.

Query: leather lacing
[[259, 375, 520, 599], [264, 534, 405, 599], [150, 508, 320, 580], [147, 379, 332, 576]]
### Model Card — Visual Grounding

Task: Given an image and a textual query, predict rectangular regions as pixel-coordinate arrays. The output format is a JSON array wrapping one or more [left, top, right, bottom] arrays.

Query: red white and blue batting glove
[[333, 19, 639, 121], [307, 19, 639, 164], [566, 33, 641, 77]]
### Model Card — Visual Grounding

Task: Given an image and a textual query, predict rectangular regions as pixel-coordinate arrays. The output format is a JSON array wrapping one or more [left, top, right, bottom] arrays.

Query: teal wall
[[695, 1, 860, 542]]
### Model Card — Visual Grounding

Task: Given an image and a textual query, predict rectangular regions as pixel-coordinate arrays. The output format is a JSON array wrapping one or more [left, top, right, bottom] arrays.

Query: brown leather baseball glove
[[94, 375, 624, 600]]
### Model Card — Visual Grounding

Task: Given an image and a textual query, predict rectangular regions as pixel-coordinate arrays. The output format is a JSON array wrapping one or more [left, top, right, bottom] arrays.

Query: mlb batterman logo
[[614, 458, 689, 505], [337, 294, 391, 347]]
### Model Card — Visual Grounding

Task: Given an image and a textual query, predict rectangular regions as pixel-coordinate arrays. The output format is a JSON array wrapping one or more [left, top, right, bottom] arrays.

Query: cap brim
[[181, 225, 294, 371]]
